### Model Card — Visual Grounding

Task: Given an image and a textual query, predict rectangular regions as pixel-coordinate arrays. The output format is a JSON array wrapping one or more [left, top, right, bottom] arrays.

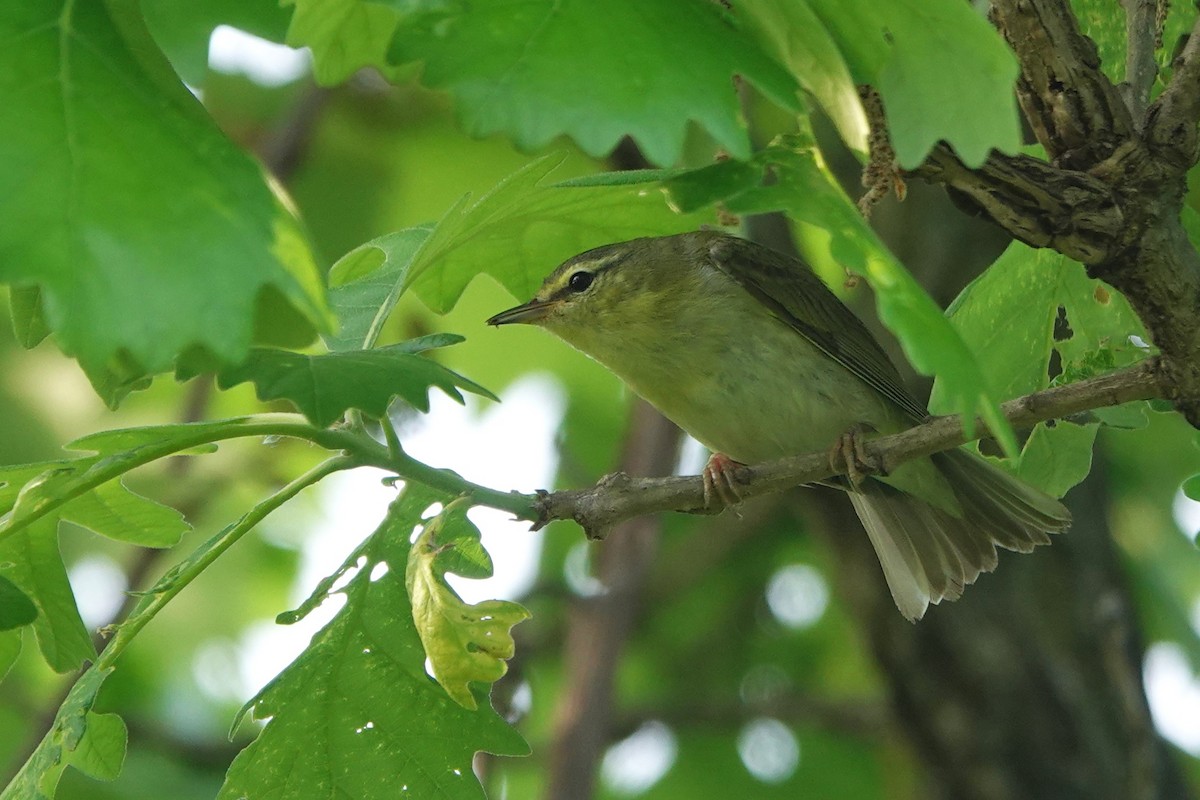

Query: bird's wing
[[703, 233, 928, 421]]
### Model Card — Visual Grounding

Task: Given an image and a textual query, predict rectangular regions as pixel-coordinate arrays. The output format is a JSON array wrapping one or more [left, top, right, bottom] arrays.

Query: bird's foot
[[828, 424, 883, 488], [702, 452, 749, 510]]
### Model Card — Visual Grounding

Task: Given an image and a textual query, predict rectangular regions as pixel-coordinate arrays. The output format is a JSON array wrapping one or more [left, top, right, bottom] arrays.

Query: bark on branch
[[534, 359, 1164, 539], [908, 0, 1200, 426]]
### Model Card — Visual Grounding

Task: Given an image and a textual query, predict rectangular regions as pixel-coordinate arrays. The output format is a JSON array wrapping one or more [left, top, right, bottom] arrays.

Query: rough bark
[[914, 0, 1200, 426]]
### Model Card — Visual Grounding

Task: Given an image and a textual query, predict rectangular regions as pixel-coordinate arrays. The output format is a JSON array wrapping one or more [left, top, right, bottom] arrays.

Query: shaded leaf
[[0, 576, 37, 630], [327, 225, 434, 352], [1013, 422, 1099, 498], [0, 630, 19, 682], [387, 0, 800, 166], [218, 335, 496, 427], [933, 240, 1149, 492]]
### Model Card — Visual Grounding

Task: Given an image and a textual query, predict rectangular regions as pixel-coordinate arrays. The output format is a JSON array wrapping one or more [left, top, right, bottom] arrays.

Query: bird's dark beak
[[487, 299, 556, 326]]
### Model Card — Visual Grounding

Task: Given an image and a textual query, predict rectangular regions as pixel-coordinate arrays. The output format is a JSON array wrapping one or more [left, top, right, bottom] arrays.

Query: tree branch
[[916, 147, 1120, 264], [534, 360, 1164, 539], [1121, 0, 1160, 120], [990, 0, 1133, 167], [1145, 13, 1200, 166]]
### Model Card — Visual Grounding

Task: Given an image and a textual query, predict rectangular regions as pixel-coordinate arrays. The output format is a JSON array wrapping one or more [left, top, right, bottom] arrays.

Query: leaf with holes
[[221, 486, 528, 800]]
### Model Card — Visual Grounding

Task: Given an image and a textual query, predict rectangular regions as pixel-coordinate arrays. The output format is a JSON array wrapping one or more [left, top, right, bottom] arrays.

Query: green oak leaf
[[387, 0, 800, 166], [933, 240, 1148, 494], [404, 154, 710, 315], [327, 225, 434, 352], [221, 486, 528, 800], [218, 335, 496, 427], [406, 498, 530, 710], [0, 516, 95, 673], [1013, 421, 1098, 498], [804, 0, 1020, 167], [1, 666, 119, 799], [0, 0, 331, 405]]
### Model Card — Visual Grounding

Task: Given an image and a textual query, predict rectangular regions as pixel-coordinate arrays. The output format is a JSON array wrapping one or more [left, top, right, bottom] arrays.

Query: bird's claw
[[702, 452, 748, 512], [828, 424, 882, 488]]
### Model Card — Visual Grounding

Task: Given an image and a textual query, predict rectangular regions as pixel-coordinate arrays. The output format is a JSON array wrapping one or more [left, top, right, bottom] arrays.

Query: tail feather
[[850, 450, 1070, 622]]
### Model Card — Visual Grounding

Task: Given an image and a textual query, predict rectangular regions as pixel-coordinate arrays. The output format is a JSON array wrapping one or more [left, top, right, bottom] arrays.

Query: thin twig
[[535, 360, 1165, 538]]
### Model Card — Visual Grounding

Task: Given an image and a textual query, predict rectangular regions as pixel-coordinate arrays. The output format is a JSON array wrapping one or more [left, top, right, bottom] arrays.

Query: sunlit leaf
[[395, 154, 707, 314], [406, 498, 530, 709]]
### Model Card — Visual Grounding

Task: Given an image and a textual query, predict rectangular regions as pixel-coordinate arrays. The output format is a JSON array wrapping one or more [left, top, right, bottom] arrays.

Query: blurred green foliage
[[0, 1, 1197, 798]]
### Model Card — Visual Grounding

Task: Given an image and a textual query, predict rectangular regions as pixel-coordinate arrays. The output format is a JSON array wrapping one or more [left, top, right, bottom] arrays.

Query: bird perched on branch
[[488, 231, 1070, 621]]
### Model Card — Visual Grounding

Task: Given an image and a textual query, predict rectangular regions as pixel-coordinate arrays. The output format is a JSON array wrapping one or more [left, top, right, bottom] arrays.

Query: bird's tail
[[848, 449, 1071, 622]]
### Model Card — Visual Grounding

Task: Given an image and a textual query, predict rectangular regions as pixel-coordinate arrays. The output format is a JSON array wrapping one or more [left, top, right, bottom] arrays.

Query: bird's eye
[[567, 271, 595, 292]]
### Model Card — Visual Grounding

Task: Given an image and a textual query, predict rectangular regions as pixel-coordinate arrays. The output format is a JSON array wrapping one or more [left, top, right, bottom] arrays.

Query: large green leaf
[[933, 241, 1148, 402], [0, 0, 331, 404], [933, 240, 1148, 493], [220, 486, 528, 800], [217, 334, 496, 427], [804, 0, 1021, 167], [385, 0, 800, 166]]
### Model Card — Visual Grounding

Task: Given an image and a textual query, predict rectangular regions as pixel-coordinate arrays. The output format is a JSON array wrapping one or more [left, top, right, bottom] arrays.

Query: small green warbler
[[488, 231, 1069, 621]]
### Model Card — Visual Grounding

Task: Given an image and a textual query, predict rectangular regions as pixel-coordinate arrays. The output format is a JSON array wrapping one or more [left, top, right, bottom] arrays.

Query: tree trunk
[[810, 454, 1191, 800]]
